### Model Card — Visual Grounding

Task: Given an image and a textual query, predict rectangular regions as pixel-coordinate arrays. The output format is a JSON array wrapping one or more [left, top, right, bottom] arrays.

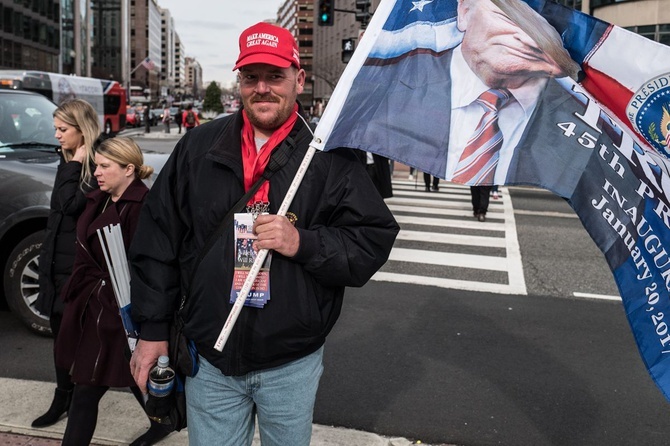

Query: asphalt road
[[316, 282, 670, 446]]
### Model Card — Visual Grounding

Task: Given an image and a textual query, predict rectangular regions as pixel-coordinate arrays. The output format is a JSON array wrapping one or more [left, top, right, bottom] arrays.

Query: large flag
[[313, 0, 670, 401]]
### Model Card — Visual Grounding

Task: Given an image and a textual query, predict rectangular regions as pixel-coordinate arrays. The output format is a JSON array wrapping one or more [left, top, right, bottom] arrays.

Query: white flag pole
[[213, 144, 318, 351]]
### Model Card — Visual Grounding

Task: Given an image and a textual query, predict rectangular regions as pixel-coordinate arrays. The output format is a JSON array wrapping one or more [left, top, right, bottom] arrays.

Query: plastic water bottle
[[148, 355, 175, 397], [146, 355, 175, 423]]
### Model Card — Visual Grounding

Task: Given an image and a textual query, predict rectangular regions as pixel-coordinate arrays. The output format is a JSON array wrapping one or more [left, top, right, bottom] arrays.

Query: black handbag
[[149, 136, 299, 431]]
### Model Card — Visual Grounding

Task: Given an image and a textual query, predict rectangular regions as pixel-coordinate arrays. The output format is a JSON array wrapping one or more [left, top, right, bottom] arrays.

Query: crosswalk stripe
[[393, 188, 473, 199], [372, 272, 527, 294], [397, 230, 506, 247], [389, 247, 507, 271], [387, 196, 503, 211], [374, 180, 527, 295], [388, 204, 504, 219], [500, 186, 527, 294], [394, 214, 506, 231]]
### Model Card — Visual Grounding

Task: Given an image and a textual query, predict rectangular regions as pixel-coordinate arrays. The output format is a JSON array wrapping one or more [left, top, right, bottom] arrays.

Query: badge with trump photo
[[230, 213, 271, 308]]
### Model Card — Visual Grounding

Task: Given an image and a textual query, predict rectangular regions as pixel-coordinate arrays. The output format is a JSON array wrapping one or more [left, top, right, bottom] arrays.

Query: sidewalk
[[0, 378, 420, 446], [120, 128, 183, 140]]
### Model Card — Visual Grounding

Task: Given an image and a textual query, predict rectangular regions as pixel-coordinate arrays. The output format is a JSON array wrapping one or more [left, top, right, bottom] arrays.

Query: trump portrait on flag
[[327, 0, 593, 196]]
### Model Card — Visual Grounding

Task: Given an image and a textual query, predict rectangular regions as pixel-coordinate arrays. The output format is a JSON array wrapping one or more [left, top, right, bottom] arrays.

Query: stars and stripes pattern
[[452, 89, 512, 185]]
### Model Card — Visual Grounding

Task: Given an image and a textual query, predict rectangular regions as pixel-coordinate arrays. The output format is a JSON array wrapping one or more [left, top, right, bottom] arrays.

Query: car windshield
[[0, 92, 59, 150]]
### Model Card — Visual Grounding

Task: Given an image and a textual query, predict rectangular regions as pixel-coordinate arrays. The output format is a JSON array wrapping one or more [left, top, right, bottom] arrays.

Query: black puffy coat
[[36, 152, 97, 316], [130, 106, 399, 376]]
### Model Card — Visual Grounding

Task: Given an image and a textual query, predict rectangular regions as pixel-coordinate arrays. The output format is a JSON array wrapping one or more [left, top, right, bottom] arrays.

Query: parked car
[[149, 108, 163, 126], [126, 107, 139, 127], [0, 89, 169, 335]]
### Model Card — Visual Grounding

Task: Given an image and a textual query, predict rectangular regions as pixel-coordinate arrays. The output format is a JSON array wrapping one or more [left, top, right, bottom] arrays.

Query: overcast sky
[[157, 1, 285, 88]]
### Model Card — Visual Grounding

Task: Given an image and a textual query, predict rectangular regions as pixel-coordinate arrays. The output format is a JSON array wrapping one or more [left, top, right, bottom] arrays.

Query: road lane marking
[[573, 292, 621, 301], [501, 187, 527, 295]]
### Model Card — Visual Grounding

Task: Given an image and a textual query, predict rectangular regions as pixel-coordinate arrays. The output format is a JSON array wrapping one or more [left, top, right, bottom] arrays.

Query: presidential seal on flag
[[626, 72, 670, 157]]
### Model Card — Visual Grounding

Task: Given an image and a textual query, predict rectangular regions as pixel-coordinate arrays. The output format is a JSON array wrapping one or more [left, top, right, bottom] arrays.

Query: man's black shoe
[[130, 421, 173, 446]]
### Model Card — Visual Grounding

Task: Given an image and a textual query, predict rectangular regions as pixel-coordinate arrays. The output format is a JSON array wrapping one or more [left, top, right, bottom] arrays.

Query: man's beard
[[244, 93, 295, 131]]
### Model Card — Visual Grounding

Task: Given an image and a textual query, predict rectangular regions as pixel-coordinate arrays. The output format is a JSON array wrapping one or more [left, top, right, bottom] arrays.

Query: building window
[[625, 23, 670, 46]]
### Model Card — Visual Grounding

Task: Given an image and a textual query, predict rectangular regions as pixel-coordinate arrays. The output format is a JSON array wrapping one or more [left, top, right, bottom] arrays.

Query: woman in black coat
[[33, 99, 100, 428], [54, 137, 171, 446]]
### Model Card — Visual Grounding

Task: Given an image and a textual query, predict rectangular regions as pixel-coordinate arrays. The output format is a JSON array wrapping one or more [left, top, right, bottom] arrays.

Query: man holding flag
[[128, 22, 398, 445]]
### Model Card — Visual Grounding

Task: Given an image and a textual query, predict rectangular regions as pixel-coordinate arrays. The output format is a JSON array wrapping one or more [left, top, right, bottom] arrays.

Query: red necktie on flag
[[452, 89, 513, 185]]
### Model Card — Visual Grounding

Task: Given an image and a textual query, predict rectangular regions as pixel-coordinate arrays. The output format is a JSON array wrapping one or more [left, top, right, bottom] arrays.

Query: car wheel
[[104, 120, 113, 135], [4, 231, 51, 336]]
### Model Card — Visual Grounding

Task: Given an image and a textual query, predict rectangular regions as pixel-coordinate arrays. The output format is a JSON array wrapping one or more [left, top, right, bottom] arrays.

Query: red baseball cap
[[233, 22, 301, 71]]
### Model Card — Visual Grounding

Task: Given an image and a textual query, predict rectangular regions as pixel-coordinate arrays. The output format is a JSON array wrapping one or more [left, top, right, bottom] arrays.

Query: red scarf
[[240, 104, 298, 204]]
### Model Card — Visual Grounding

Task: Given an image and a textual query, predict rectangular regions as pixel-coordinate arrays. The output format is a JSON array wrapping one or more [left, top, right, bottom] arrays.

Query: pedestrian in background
[[470, 185, 493, 222], [354, 150, 393, 198], [175, 107, 183, 134], [143, 105, 150, 133], [491, 185, 501, 199], [182, 104, 200, 131], [423, 172, 440, 192], [128, 22, 398, 446], [55, 137, 172, 446], [32, 99, 100, 429], [162, 105, 171, 133]]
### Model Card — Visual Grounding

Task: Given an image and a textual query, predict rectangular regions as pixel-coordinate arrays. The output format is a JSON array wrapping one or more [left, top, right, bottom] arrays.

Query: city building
[[129, 0, 161, 102], [0, 0, 60, 72], [185, 56, 203, 100], [585, 0, 670, 44], [159, 6, 175, 100], [173, 33, 185, 101], [278, 0, 315, 111], [90, 0, 126, 81]]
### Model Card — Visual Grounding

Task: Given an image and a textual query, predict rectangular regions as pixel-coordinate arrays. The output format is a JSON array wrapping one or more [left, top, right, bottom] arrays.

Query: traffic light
[[318, 0, 334, 26], [342, 38, 355, 63], [355, 0, 371, 26]]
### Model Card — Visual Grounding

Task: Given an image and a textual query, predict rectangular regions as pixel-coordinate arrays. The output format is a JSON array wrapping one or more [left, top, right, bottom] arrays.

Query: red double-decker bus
[[0, 70, 127, 135]]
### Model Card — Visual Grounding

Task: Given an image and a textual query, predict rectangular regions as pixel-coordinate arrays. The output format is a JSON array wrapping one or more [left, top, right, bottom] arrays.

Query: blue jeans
[[185, 347, 324, 446]]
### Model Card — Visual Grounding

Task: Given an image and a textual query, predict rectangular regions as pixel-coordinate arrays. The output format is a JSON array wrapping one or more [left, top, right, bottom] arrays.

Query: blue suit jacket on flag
[[313, 0, 670, 402]]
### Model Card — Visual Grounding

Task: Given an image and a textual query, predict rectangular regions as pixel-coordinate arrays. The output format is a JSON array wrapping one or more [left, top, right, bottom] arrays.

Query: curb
[[0, 378, 417, 446]]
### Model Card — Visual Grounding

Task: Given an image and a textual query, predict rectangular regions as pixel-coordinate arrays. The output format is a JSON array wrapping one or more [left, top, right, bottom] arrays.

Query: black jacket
[[36, 152, 97, 316], [130, 107, 399, 375]]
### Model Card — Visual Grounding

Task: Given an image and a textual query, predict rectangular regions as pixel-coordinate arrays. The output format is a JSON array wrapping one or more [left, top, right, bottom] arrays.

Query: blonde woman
[[55, 137, 171, 446], [32, 99, 100, 428]]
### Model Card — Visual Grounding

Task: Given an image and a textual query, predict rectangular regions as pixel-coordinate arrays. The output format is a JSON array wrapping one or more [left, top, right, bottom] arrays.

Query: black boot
[[31, 388, 72, 428], [129, 420, 173, 446]]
